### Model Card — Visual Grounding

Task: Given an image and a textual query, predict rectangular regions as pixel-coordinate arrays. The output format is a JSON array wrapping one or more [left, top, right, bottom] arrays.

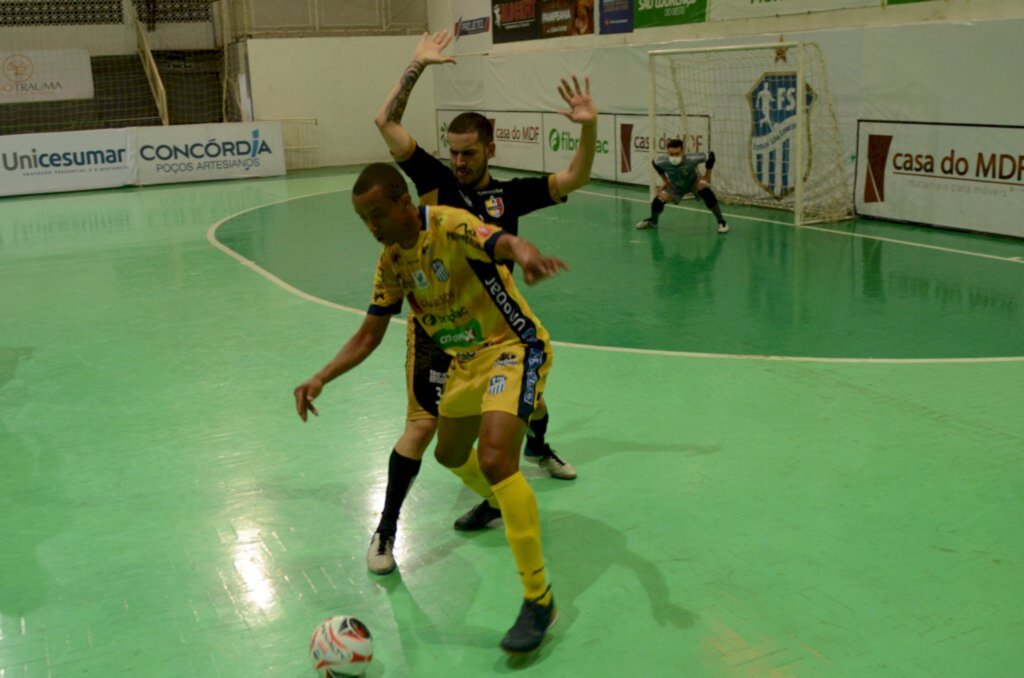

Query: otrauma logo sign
[[747, 73, 815, 200], [3, 54, 33, 83]]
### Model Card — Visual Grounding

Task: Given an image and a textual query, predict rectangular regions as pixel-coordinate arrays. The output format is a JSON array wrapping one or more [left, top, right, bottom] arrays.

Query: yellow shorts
[[438, 342, 552, 422], [405, 319, 452, 421]]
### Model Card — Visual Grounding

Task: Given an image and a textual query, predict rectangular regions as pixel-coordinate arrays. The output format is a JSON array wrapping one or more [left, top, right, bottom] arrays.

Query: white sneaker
[[635, 218, 656, 230], [366, 533, 396, 575], [717, 222, 729, 234], [524, 444, 578, 480]]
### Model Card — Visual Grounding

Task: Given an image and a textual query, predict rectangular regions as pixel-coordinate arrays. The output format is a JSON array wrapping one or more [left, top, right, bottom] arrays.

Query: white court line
[[578, 189, 1024, 266], [207, 188, 1024, 364]]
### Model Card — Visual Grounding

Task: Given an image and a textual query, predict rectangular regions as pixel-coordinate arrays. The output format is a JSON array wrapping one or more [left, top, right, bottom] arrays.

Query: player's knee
[[397, 418, 437, 458], [476, 443, 517, 485], [698, 187, 718, 209]]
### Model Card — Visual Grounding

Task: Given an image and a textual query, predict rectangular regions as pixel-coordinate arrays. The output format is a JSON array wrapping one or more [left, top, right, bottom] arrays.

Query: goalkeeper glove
[[706, 151, 716, 169]]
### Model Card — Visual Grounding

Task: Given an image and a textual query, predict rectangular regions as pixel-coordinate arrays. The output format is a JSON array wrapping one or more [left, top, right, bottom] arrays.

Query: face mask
[[668, 155, 683, 166]]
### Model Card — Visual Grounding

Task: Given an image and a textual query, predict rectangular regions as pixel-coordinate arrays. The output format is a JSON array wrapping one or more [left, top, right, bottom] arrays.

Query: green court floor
[[1, 167, 1023, 677]]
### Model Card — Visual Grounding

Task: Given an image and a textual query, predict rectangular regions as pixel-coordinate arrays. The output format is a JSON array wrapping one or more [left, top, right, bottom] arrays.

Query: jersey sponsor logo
[[482, 275, 529, 334], [488, 375, 507, 395], [417, 290, 456, 309], [431, 259, 449, 282], [748, 72, 816, 199], [432, 319, 483, 348], [485, 196, 504, 218], [429, 369, 447, 385], [420, 306, 469, 327], [445, 222, 486, 251], [495, 352, 518, 367], [412, 269, 429, 288]]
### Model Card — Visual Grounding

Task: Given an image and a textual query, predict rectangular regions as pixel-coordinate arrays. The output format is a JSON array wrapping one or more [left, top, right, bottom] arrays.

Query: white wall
[[246, 35, 438, 167], [0, 23, 215, 56]]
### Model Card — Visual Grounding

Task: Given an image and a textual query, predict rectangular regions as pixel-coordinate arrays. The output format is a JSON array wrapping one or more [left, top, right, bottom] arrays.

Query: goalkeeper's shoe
[[501, 591, 557, 654], [635, 218, 656, 230], [717, 222, 730, 234]]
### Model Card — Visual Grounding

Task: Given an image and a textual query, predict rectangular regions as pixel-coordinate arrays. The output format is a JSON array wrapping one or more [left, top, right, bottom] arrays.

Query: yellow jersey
[[368, 205, 550, 356]]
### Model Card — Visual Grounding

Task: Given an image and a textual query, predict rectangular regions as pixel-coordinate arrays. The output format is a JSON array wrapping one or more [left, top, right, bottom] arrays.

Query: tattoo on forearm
[[386, 61, 425, 124]]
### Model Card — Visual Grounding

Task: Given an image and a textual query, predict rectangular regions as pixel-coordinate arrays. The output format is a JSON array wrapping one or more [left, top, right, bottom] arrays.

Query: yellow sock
[[449, 448, 499, 509], [492, 472, 551, 605]]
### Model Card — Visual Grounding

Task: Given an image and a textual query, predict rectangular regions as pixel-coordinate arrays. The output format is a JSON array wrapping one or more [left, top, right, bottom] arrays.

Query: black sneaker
[[453, 499, 502, 531], [500, 593, 557, 653]]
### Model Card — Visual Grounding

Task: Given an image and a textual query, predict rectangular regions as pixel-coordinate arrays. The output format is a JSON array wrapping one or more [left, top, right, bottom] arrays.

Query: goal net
[[649, 42, 851, 225]]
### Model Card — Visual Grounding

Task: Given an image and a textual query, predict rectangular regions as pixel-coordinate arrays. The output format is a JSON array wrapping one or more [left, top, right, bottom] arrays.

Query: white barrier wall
[[246, 35, 440, 167], [425, 16, 1024, 237], [0, 122, 285, 197]]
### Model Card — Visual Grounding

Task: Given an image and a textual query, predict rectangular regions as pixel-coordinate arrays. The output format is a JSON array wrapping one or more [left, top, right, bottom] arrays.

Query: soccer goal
[[648, 42, 852, 226]]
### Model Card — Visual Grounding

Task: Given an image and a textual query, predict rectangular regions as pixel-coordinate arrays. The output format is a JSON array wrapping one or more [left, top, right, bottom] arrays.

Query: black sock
[[698, 187, 725, 224], [527, 412, 550, 450], [650, 197, 665, 224], [377, 450, 421, 536]]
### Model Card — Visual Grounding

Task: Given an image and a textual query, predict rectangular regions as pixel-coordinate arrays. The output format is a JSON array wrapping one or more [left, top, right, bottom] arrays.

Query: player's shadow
[[541, 509, 696, 630]]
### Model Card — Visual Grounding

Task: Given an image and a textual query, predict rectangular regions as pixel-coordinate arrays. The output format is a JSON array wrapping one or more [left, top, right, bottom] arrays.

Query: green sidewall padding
[[217, 185, 1024, 359]]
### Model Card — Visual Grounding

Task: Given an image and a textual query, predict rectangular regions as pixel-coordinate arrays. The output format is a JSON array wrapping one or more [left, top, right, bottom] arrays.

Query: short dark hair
[[448, 112, 493, 145], [666, 138, 684, 150], [353, 162, 408, 201]]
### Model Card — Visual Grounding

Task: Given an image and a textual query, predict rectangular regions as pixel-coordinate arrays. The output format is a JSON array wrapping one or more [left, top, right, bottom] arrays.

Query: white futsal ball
[[308, 615, 374, 677]]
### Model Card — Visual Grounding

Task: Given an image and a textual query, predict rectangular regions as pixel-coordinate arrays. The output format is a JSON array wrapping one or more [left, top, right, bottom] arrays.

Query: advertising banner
[[614, 114, 710, 185], [710, 0, 877, 21], [135, 122, 285, 185], [438, 109, 545, 172], [539, 0, 594, 38], [489, 111, 545, 172], [1, 49, 94, 104], [542, 113, 615, 181], [492, 0, 540, 43], [634, 0, 707, 29], [452, 0, 493, 55], [0, 128, 133, 197], [855, 121, 1024, 238], [599, 0, 633, 34]]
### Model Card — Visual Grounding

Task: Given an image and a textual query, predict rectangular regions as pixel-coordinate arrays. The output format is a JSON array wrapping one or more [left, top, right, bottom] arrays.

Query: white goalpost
[[648, 42, 852, 226]]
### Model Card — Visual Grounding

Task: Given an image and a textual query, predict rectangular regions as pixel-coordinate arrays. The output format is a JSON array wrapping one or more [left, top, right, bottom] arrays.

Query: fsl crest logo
[[748, 73, 815, 200]]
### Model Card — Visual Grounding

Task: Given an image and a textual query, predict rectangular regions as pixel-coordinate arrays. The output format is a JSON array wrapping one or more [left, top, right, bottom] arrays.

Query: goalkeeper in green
[[635, 138, 728, 233]]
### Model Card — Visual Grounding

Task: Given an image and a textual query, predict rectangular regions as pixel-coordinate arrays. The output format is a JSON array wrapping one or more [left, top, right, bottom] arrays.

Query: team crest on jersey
[[488, 375, 506, 395], [748, 72, 815, 199], [412, 270, 429, 288], [431, 259, 449, 282], [484, 196, 504, 218], [495, 352, 518, 367]]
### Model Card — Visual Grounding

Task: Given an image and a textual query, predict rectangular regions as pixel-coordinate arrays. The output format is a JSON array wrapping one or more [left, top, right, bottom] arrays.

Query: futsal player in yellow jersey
[[294, 163, 565, 653]]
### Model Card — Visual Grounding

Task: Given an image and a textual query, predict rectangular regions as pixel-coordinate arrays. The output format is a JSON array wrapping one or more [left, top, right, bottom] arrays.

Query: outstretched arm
[[551, 75, 598, 197], [494, 233, 569, 286], [293, 313, 392, 421], [374, 30, 455, 161]]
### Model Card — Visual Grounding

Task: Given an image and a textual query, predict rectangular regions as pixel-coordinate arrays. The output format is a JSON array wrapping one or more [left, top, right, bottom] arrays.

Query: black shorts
[[405, 318, 453, 419]]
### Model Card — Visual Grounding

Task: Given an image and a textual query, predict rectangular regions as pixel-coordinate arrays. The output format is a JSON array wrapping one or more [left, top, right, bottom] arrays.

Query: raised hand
[[413, 30, 456, 66], [556, 75, 596, 125]]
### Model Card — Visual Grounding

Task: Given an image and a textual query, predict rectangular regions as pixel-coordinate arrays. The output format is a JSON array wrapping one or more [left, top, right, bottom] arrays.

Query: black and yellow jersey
[[367, 204, 549, 355], [397, 141, 563, 236]]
